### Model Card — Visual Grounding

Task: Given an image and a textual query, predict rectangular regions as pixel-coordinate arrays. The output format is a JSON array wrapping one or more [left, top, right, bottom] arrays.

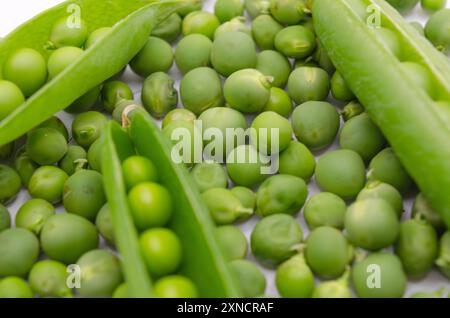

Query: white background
[[1, 0, 449, 297]]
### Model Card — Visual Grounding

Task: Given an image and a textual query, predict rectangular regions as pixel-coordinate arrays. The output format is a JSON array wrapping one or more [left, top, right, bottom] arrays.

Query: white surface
[[1, 0, 450, 298]]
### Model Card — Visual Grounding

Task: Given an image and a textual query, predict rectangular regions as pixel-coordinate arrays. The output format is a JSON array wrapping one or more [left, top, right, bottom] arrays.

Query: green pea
[[313, 40, 335, 74], [112, 283, 128, 298], [122, 156, 159, 190], [215, 0, 244, 22], [226, 145, 268, 188], [385, 0, 420, 12], [263, 87, 293, 117], [72, 111, 108, 148], [251, 111, 293, 155], [304, 192, 346, 230], [312, 271, 352, 298], [216, 225, 248, 261], [175, 34, 212, 74], [0, 228, 39, 277], [191, 162, 228, 193], [410, 288, 447, 298], [270, 0, 307, 25], [87, 137, 103, 172], [142, 72, 178, 119], [85, 27, 112, 49], [162, 108, 197, 129], [275, 254, 314, 298], [0, 277, 33, 298], [139, 228, 182, 277], [351, 252, 407, 298], [368, 148, 414, 193], [180, 67, 224, 115], [412, 193, 445, 231], [244, 0, 271, 18], [47, 46, 84, 80], [291, 101, 339, 150], [66, 85, 102, 113], [28, 166, 68, 204], [278, 141, 315, 182], [129, 37, 173, 77], [274, 25, 316, 59], [211, 31, 257, 77], [214, 17, 251, 40], [0, 142, 14, 160], [101, 81, 133, 113], [224, 69, 271, 113], [182, 11, 220, 40], [357, 181, 403, 217], [36, 116, 69, 142], [395, 218, 438, 279], [373, 27, 402, 58], [251, 15, 283, 50], [229, 259, 266, 297], [29, 260, 72, 297], [251, 214, 303, 266], [59, 145, 87, 176], [0, 80, 25, 120], [421, 0, 447, 11], [151, 13, 182, 42], [96, 203, 114, 245], [76, 249, 123, 298], [410, 21, 425, 35], [2, 48, 47, 97], [256, 50, 292, 88], [163, 120, 201, 165], [40, 213, 99, 264], [331, 71, 354, 102], [14, 149, 39, 187], [0, 204, 10, 232], [436, 231, 450, 279], [15, 199, 55, 235], [154, 275, 199, 298], [425, 8, 450, 53], [287, 67, 330, 104], [49, 16, 88, 48], [26, 128, 68, 165], [112, 99, 140, 123], [231, 186, 256, 212], [0, 164, 22, 204], [340, 100, 364, 122]]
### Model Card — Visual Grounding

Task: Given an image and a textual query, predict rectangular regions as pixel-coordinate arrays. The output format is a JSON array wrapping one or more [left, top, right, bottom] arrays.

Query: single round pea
[[36, 116, 69, 142], [2, 48, 47, 97], [331, 71, 355, 102], [0, 80, 25, 120], [312, 273, 352, 298], [0, 228, 39, 277], [256, 50, 291, 88], [226, 145, 268, 188], [151, 13, 182, 42], [47, 46, 84, 80], [14, 150, 39, 187], [274, 25, 316, 59], [231, 187, 256, 212], [128, 182, 172, 230], [129, 37, 173, 77], [385, 0, 420, 11], [351, 252, 407, 298], [215, 0, 244, 22], [244, 0, 271, 18], [270, 0, 307, 25], [357, 181, 403, 217], [251, 15, 283, 50], [191, 162, 228, 193], [112, 283, 128, 298], [224, 69, 272, 113], [40, 213, 98, 264], [275, 254, 314, 298], [341, 100, 365, 122], [0, 164, 22, 204], [251, 214, 303, 266], [85, 27, 112, 49], [101, 81, 133, 113], [0, 204, 10, 232], [26, 128, 68, 165], [49, 16, 88, 48], [59, 145, 87, 176], [263, 87, 293, 117], [0, 277, 33, 298], [139, 228, 182, 277], [96, 204, 114, 244], [345, 199, 399, 250], [214, 17, 251, 40], [251, 111, 293, 155], [180, 67, 224, 115], [279, 141, 315, 181], [154, 275, 199, 298], [425, 8, 450, 53], [210, 32, 257, 77], [287, 67, 330, 104], [175, 34, 212, 74], [122, 156, 158, 190], [411, 193, 445, 231], [66, 85, 101, 113], [76, 249, 123, 298], [72, 111, 108, 148], [162, 108, 197, 129], [216, 225, 248, 261], [87, 137, 103, 172], [229, 259, 266, 297], [182, 11, 220, 40], [256, 175, 308, 217], [28, 166, 68, 204], [29, 260, 72, 297], [436, 231, 450, 278], [421, 0, 447, 11], [142, 72, 178, 119], [304, 192, 346, 230], [15, 199, 55, 235], [291, 101, 340, 150]]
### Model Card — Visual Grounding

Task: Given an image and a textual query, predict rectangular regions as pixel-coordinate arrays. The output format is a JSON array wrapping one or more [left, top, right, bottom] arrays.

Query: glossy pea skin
[[151, 13, 182, 42], [251, 214, 303, 267], [87, 137, 103, 172], [175, 34, 212, 74], [139, 228, 182, 277], [244, 0, 271, 18], [162, 108, 196, 129], [224, 69, 271, 113], [2, 48, 47, 97], [256, 175, 308, 217], [304, 192, 346, 230], [256, 50, 291, 88], [28, 166, 68, 204], [425, 8, 450, 53], [331, 71, 355, 102], [49, 16, 88, 48], [0, 277, 33, 298], [274, 25, 316, 59], [229, 259, 266, 297], [180, 67, 224, 115], [101, 81, 133, 113], [352, 252, 407, 298], [26, 128, 68, 165], [182, 11, 221, 40], [210, 31, 257, 77], [279, 141, 315, 181], [154, 275, 199, 298], [421, 0, 447, 11], [72, 111, 108, 148], [275, 255, 314, 298], [291, 101, 340, 150], [29, 260, 72, 298], [122, 156, 159, 190], [59, 145, 87, 176], [436, 231, 450, 278], [0, 164, 22, 204], [142, 72, 178, 119], [163, 120, 201, 165], [214, 17, 251, 40], [395, 219, 438, 279], [14, 150, 39, 187], [231, 187, 256, 212], [215, 0, 245, 22], [0, 204, 10, 232], [270, 0, 307, 25], [251, 15, 283, 50], [263, 87, 293, 117], [251, 111, 293, 155], [191, 162, 228, 193], [47, 46, 84, 80], [0, 228, 39, 277], [85, 27, 112, 49], [357, 181, 403, 217], [226, 145, 267, 188], [385, 0, 420, 11], [0, 80, 25, 121], [15, 199, 55, 235], [345, 199, 399, 250], [412, 193, 445, 231], [76, 249, 123, 298], [216, 225, 248, 261], [36, 116, 69, 142], [287, 67, 330, 104], [96, 204, 114, 245], [315, 150, 366, 200], [129, 37, 173, 77]]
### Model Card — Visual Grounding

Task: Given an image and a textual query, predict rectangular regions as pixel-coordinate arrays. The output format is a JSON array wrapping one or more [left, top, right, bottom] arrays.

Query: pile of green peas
[[1, 0, 450, 298]]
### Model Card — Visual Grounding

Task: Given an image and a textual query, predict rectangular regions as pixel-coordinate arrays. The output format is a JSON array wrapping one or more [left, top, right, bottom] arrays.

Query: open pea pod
[[313, 0, 450, 228], [0, 0, 197, 147]]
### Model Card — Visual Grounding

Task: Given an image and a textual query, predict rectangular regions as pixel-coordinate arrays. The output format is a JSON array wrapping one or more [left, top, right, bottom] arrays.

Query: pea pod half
[[313, 0, 450, 228]]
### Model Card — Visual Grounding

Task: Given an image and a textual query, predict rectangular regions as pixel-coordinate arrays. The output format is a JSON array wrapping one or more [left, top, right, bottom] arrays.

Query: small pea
[[287, 67, 330, 104], [226, 145, 268, 188], [87, 137, 104, 172], [274, 25, 316, 59], [256, 50, 292, 88], [263, 87, 293, 117], [331, 71, 355, 102], [0, 277, 33, 298], [313, 40, 335, 74], [215, 0, 245, 22], [244, 0, 271, 18], [59, 145, 87, 176], [275, 254, 314, 298], [26, 128, 68, 165], [304, 192, 347, 230], [122, 156, 159, 190], [312, 271, 352, 298], [251, 15, 283, 50], [229, 260, 266, 297], [72, 111, 108, 148], [279, 141, 315, 181], [436, 231, 450, 279], [214, 17, 251, 40], [340, 101, 364, 122], [35, 116, 69, 142], [412, 193, 445, 231], [182, 11, 221, 40], [15, 198, 55, 235], [216, 225, 248, 261], [251, 111, 293, 155], [141, 72, 178, 119], [129, 37, 173, 77], [28, 166, 68, 204], [0, 204, 11, 232], [162, 108, 197, 129], [95, 203, 114, 245], [191, 162, 228, 193], [29, 260, 72, 297], [14, 149, 39, 187], [425, 8, 450, 53], [357, 181, 404, 217], [231, 187, 256, 212], [270, 0, 308, 25], [67, 85, 102, 113], [101, 81, 133, 113]]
